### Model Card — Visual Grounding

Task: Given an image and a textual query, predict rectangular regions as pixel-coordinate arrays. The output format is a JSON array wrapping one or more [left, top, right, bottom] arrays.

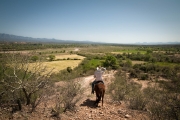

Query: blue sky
[[0, 0, 180, 43]]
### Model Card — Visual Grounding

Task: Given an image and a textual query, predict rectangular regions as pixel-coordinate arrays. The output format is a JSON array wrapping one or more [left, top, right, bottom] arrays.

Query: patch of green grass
[[112, 50, 146, 54], [155, 62, 180, 67]]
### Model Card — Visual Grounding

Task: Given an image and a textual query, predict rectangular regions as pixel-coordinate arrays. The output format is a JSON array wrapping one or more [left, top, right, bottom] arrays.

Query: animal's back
[[94, 83, 105, 106], [95, 83, 105, 93]]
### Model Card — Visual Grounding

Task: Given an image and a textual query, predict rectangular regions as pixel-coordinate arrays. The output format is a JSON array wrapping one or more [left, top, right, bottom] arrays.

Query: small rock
[[125, 114, 131, 118], [99, 111, 103, 114]]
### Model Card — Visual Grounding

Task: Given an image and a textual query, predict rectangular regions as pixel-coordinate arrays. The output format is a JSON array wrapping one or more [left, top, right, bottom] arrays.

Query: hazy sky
[[0, 0, 180, 43]]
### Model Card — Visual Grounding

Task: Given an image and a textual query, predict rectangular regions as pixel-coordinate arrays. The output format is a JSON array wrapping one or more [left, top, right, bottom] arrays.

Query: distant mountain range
[[0, 33, 98, 44], [134, 42, 180, 45], [0, 33, 180, 45]]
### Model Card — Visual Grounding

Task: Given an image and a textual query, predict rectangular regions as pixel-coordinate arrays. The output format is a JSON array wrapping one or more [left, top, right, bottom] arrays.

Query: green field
[[112, 50, 147, 54], [155, 62, 180, 67]]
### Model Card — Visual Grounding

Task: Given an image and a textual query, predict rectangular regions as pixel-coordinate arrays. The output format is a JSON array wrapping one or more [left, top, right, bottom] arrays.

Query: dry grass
[[132, 60, 146, 65], [55, 54, 85, 60], [44, 60, 83, 73], [8, 53, 86, 75], [28, 60, 84, 74]]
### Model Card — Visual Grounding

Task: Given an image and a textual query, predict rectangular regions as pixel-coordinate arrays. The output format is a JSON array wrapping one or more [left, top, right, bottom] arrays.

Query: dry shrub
[[147, 92, 180, 120], [143, 85, 180, 120], [108, 70, 149, 111], [108, 71, 142, 102], [128, 92, 148, 110], [108, 74, 128, 101], [52, 80, 84, 118]]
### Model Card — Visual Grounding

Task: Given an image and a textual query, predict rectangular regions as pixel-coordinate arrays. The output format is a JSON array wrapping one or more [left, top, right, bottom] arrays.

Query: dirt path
[[11, 70, 150, 120], [59, 71, 149, 120]]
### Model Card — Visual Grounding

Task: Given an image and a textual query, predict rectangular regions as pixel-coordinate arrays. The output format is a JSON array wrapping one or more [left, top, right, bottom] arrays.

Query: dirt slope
[[11, 70, 149, 120], [59, 71, 149, 120]]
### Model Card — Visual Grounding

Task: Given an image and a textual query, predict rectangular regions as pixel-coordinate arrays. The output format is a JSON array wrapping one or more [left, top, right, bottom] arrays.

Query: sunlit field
[[28, 59, 84, 74], [111, 50, 146, 54], [43, 60, 83, 73], [29, 54, 85, 74], [55, 54, 85, 60], [155, 62, 180, 67], [131, 60, 146, 65]]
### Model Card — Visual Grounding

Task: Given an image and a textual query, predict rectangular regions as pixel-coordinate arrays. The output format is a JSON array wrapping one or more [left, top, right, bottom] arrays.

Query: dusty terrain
[[11, 70, 150, 120]]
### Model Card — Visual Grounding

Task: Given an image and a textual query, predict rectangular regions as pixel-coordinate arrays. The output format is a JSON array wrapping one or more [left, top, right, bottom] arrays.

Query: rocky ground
[[10, 70, 150, 120], [58, 71, 149, 120]]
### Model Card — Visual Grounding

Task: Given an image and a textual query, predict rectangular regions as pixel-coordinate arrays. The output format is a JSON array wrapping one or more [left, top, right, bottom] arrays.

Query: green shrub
[[103, 55, 118, 69], [48, 55, 55, 61], [139, 73, 149, 80], [129, 69, 138, 78], [31, 55, 39, 61]]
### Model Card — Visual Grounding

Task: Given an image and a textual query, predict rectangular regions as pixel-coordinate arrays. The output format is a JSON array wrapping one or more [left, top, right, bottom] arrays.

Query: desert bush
[[31, 55, 39, 61], [108, 71, 142, 102], [128, 92, 148, 110], [124, 59, 132, 68], [129, 68, 139, 78], [139, 73, 149, 80], [147, 93, 180, 120], [161, 66, 175, 78], [67, 66, 72, 73], [108, 72, 128, 101], [143, 84, 180, 120], [109, 69, 150, 111], [48, 55, 55, 61], [0, 52, 52, 114], [52, 80, 84, 117]]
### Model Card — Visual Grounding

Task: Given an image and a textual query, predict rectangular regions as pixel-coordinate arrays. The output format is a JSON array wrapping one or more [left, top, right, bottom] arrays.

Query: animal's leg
[[101, 91, 104, 107], [97, 94, 101, 104], [94, 92, 99, 106]]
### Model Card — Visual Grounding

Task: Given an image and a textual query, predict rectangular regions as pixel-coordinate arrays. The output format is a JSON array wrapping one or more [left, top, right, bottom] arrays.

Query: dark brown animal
[[94, 82, 105, 107]]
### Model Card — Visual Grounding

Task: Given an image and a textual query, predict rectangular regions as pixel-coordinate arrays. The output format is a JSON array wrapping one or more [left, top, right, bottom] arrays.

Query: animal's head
[[101, 67, 106, 71]]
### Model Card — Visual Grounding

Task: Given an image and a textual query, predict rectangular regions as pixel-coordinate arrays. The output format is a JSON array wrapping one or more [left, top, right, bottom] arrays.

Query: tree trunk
[[22, 88, 31, 105], [16, 99, 22, 110]]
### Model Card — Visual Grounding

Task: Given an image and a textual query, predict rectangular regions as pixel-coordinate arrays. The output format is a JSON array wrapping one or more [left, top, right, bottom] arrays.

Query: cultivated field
[[42, 60, 84, 73], [55, 54, 85, 60], [29, 54, 85, 74]]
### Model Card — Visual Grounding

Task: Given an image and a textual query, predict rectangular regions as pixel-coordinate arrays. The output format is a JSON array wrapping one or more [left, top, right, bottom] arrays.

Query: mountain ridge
[[0, 33, 180, 45], [0, 33, 99, 44]]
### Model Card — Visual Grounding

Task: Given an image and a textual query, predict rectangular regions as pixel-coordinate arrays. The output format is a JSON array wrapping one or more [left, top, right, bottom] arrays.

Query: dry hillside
[[10, 70, 150, 120]]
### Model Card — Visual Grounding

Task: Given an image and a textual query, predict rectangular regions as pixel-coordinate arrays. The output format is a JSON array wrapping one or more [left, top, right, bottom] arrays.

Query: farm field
[[155, 62, 180, 67], [111, 50, 146, 54], [131, 60, 146, 65], [55, 54, 85, 60], [41, 60, 84, 73], [29, 54, 85, 74]]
